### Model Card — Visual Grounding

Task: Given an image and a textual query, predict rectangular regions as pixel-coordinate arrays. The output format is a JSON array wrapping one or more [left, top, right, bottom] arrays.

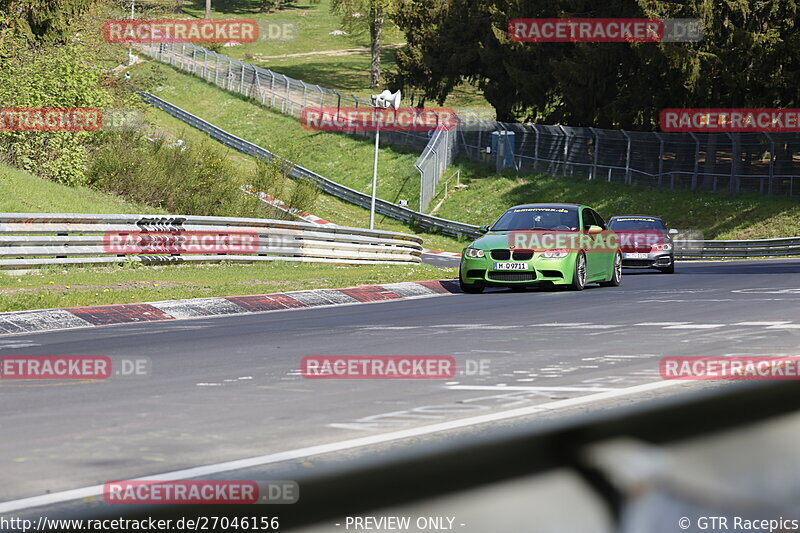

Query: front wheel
[[659, 262, 675, 274], [600, 252, 622, 287], [568, 253, 587, 291]]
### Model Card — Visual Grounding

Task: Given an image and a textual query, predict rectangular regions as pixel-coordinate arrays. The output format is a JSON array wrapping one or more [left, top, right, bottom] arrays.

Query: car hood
[[469, 232, 514, 250]]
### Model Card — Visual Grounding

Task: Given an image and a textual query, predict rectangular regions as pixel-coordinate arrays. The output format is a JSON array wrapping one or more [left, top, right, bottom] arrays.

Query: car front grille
[[623, 259, 655, 267], [490, 250, 534, 261], [487, 272, 537, 282], [491, 249, 511, 260]]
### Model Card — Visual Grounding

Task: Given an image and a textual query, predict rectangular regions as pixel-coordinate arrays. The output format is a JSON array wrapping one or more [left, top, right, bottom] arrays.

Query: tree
[[259, 0, 299, 14], [331, 0, 392, 89], [204, 0, 210, 19], [390, 0, 800, 128], [174, 0, 183, 13]]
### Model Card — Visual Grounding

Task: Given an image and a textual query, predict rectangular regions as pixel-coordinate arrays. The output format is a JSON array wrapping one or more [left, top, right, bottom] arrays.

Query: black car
[[607, 215, 676, 274]]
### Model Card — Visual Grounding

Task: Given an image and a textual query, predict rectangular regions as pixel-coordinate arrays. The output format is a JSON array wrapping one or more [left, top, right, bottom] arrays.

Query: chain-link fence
[[135, 42, 431, 152], [138, 42, 800, 200], [415, 124, 457, 212], [458, 119, 800, 197]]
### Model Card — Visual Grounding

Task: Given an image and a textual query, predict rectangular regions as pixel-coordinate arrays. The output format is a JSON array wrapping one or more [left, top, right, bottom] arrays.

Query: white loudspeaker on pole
[[371, 90, 402, 109], [369, 89, 402, 229]]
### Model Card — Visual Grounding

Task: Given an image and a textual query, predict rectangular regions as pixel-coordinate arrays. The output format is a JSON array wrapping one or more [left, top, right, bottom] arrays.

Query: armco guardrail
[[675, 236, 800, 259], [139, 92, 482, 240], [0, 213, 424, 271]]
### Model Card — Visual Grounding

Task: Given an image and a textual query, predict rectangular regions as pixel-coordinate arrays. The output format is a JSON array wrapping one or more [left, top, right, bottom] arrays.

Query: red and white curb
[[422, 249, 462, 259], [242, 186, 463, 258], [0, 280, 460, 335]]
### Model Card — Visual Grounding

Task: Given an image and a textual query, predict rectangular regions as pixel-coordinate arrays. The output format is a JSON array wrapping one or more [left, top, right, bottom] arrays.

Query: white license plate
[[624, 253, 649, 259], [494, 262, 528, 271]]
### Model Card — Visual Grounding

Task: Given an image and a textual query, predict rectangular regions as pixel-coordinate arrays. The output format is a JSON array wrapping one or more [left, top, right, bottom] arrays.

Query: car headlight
[[651, 243, 672, 252], [464, 247, 485, 258], [540, 249, 570, 259]]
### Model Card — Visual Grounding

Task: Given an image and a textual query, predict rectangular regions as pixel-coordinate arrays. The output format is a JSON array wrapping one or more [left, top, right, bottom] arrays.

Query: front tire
[[659, 261, 675, 274], [568, 253, 587, 291], [600, 252, 622, 287]]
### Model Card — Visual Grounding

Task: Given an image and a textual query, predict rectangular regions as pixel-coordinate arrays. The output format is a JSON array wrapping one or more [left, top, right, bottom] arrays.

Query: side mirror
[[479, 224, 491, 233], [587, 225, 603, 235], [668, 228, 679, 235]]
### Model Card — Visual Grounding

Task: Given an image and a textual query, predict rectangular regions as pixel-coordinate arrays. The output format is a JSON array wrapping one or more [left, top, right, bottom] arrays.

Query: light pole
[[128, 0, 135, 65], [368, 90, 401, 230]]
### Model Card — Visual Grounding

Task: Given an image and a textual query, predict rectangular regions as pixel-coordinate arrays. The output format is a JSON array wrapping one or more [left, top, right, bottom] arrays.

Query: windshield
[[608, 217, 666, 231], [491, 207, 579, 231]]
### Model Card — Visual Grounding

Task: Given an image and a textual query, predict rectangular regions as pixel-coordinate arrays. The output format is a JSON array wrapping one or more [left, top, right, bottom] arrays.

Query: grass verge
[[0, 261, 456, 313], [0, 163, 160, 214]]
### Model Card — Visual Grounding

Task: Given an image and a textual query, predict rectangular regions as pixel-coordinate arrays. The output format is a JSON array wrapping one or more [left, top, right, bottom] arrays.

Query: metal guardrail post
[[589, 127, 599, 180], [331, 90, 342, 119], [300, 80, 308, 108], [621, 130, 632, 185], [764, 132, 776, 195], [689, 132, 700, 190], [726, 132, 739, 194], [559, 125, 570, 177], [213, 52, 220, 86], [254, 71, 263, 104], [284, 76, 290, 114], [269, 70, 276, 108], [655, 132, 665, 188]]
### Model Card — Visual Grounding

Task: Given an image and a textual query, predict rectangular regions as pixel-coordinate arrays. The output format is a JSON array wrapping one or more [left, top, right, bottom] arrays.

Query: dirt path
[[252, 43, 405, 61]]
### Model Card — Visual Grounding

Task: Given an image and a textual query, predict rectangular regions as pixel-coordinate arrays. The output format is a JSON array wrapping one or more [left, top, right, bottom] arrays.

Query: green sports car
[[459, 203, 622, 293]]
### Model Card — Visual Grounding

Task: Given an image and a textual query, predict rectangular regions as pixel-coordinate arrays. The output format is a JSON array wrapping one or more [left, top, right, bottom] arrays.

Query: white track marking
[[526, 323, 590, 327], [634, 322, 689, 326], [766, 324, 800, 329], [0, 379, 686, 514], [558, 325, 620, 329], [734, 321, 791, 326], [662, 324, 726, 329], [446, 385, 617, 392]]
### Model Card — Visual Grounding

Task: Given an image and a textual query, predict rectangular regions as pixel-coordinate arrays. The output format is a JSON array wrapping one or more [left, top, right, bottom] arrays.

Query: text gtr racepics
[[459, 204, 622, 293]]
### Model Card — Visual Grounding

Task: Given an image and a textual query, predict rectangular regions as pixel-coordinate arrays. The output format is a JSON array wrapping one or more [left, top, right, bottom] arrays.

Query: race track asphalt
[[0, 259, 798, 521]]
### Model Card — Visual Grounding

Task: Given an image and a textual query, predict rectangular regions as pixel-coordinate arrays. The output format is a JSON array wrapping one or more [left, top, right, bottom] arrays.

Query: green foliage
[[87, 131, 270, 217], [0, 0, 94, 43], [249, 148, 321, 220], [391, 0, 800, 128], [0, 0, 119, 185]]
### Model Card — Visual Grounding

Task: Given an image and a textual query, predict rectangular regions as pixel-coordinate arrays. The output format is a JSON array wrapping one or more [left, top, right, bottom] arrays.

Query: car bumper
[[620, 252, 673, 269], [460, 255, 574, 286]]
